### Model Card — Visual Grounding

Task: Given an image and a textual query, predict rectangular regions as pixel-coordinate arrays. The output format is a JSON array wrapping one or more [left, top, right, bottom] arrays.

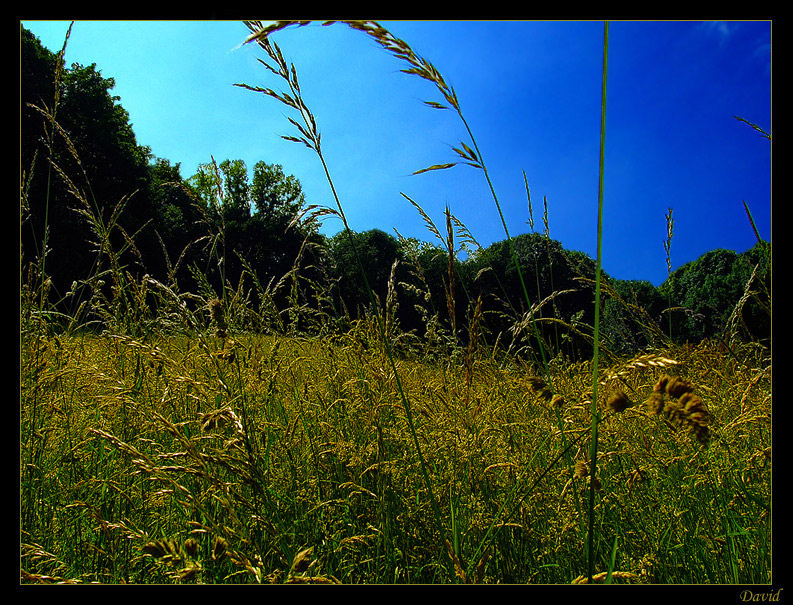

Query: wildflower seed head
[[527, 376, 546, 392], [663, 399, 685, 424], [209, 297, 228, 333], [574, 460, 589, 479], [212, 535, 228, 561], [607, 390, 632, 413], [142, 540, 170, 559], [686, 415, 712, 445], [527, 376, 553, 402], [645, 392, 665, 415], [665, 376, 694, 399], [681, 392, 707, 415], [654, 375, 670, 393], [184, 537, 199, 558], [209, 297, 223, 321]]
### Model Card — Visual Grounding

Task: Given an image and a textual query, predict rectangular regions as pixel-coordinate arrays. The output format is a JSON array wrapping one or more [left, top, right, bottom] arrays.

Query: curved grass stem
[[239, 23, 447, 573]]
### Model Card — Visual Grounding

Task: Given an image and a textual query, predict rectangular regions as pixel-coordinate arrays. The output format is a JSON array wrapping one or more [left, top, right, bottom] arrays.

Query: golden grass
[[20, 328, 771, 584]]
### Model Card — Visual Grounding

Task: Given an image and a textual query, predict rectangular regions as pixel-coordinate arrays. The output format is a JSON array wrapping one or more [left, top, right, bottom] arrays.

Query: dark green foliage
[[183, 156, 325, 326], [659, 242, 770, 344], [250, 161, 305, 222], [144, 158, 206, 283], [600, 278, 667, 354], [461, 233, 601, 359], [328, 229, 404, 319], [22, 27, 153, 310], [21, 25, 323, 332]]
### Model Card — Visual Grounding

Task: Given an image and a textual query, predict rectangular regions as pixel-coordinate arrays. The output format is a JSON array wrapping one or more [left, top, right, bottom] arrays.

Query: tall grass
[[20, 20, 772, 586], [236, 20, 449, 577], [586, 20, 609, 583]]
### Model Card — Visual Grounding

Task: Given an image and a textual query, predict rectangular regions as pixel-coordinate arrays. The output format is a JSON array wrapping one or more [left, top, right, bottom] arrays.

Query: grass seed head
[[184, 537, 199, 558], [209, 297, 227, 336], [664, 376, 694, 399], [212, 535, 228, 561], [607, 390, 632, 413], [645, 392, 665, 415], [527, 376, 553, 402], [649, 375, 712, 445]]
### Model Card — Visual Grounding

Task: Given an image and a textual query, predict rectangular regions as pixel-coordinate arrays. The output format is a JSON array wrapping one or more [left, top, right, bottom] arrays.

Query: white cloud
[[699, 20, 738, 41]]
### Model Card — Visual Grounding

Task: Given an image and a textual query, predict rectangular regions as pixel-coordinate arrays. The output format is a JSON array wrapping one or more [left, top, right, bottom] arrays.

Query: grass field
[[20, 20, 772, 585], [20, 324, 771, 584]]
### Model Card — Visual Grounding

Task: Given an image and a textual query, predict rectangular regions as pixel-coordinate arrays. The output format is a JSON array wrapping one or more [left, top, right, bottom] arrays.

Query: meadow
[[20, 20, 772, 585], [20, 326, 771, 584]]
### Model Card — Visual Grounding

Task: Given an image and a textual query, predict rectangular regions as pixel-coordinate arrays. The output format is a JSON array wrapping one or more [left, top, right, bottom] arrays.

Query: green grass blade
[[586, 19, 609, 584]]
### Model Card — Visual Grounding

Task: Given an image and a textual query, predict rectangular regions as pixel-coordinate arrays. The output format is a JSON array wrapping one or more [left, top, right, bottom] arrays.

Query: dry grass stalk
[[444, 208, 457, 335], [571, 570, 638, 584], [385, 258, 399, 341], [664, 207, 674, 275], [603, 352, 679, 383], [725, 261, 760, 345]]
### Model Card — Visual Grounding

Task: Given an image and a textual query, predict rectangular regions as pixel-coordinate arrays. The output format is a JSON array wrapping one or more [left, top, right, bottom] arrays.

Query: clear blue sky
[[21, 19, 772, 286]]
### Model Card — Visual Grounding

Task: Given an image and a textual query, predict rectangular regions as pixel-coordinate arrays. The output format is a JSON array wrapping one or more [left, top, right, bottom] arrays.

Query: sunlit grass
[[20, 325, 771, 584]]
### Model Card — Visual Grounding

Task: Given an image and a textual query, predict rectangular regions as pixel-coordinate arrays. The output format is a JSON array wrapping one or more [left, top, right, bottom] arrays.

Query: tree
[[184, 158, 319, 316], [736, 240, 771, 343], [250, 161, 305, 223], [21, 27, 154, 312], [463, 233, 601, 359], [659, 248, 756, 342], [600, 278, 667, 354], [218, 159, 251, 225], [328, 229, 404, 319], [145, 157, 206, 285]]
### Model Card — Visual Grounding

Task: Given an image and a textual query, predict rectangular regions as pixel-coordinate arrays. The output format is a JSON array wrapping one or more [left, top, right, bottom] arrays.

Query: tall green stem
[[587, 20, 609, 583]]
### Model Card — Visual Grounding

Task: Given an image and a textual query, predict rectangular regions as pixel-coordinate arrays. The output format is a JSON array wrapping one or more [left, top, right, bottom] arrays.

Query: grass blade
[[586, 19, 609, 584]]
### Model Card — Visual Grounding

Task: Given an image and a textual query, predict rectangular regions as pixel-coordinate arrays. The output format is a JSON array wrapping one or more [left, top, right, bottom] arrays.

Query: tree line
[[20, 26, 770, 358]]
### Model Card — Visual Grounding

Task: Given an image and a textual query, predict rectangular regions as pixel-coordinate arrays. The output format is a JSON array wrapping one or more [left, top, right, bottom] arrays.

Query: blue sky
[[21, 19, 771, 286]]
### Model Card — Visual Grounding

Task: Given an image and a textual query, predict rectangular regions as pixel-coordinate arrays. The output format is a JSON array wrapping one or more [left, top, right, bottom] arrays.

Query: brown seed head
[[607, 390, 632, 413], [527, 376, 553, 402], [645, 392, 665, 415], [142, 540, 170, 559], [681, 393, 707, 416], [291, 547, 314, 574], [209, 298, 228, 335], [665, 376, 694, 399], [663, 399, 685, 424], [184, 537, 199, 558], [654, 375, 670, 393], [212, 535, 228, 561], [527, 376, 546, 391], [687, 411, 710, 426], [687, 421, 711, 445], [209, 298, 223, 321]]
